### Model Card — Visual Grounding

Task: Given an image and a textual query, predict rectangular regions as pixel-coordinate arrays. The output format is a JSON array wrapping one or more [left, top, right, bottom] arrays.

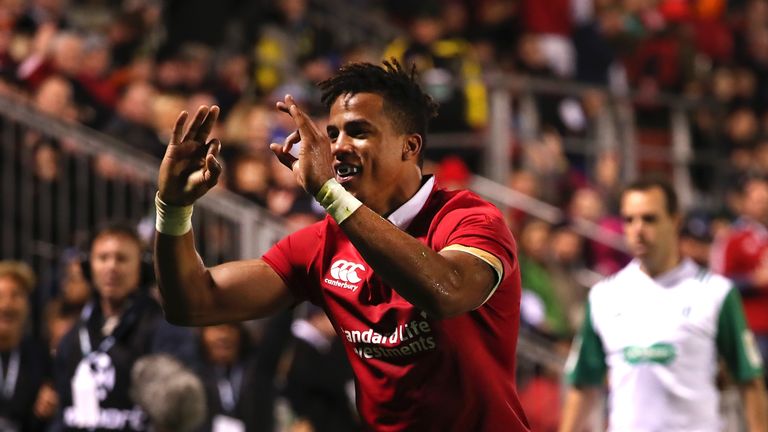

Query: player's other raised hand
[[158, 105, 222, 206], [270, 94, 335, 196]]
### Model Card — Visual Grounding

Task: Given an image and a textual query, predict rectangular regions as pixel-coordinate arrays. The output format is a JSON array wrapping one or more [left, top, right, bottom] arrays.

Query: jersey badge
[[324, 259, 367, 291]]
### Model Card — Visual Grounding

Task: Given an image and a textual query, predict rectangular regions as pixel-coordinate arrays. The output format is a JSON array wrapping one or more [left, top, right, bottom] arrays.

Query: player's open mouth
[[335, 163, 361, 183]]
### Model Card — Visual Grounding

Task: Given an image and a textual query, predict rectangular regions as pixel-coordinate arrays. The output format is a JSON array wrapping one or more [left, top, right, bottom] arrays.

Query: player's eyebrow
[[327, 119, 374, 135], [344, 119, 374, 130]]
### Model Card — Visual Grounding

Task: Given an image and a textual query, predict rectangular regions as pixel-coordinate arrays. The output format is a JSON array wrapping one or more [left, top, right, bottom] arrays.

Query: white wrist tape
[[155, 192, 194, 236], [315, 178, 362, 224]]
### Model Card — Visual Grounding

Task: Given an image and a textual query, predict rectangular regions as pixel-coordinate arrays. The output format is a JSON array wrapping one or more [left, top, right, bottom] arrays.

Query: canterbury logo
[[330, 260, 365, 283]]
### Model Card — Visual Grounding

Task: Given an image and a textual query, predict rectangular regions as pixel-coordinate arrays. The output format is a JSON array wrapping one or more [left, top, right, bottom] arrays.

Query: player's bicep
[[439, 245, 502, 310], [205, 258, 296, 324]]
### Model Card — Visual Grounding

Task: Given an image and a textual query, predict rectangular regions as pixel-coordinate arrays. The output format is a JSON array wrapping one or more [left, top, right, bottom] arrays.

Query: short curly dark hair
[[318, 59, 439, 165]]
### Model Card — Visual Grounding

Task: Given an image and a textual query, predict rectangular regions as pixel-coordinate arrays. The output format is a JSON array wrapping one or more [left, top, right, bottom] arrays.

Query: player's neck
[[379, 167, 423, 216], [640, 251, 682, 278]]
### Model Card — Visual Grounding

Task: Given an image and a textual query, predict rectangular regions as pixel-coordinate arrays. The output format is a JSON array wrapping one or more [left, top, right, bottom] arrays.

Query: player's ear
[[403, 134, 422, 162]]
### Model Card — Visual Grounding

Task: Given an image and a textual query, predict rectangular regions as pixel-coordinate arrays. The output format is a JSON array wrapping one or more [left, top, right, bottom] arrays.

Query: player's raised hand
[[158, 105, 222, 206], [270, 95, 335, 195]]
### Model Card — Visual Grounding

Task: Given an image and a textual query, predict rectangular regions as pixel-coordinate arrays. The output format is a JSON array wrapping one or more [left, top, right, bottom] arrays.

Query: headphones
[[78, 223, 156, 291]]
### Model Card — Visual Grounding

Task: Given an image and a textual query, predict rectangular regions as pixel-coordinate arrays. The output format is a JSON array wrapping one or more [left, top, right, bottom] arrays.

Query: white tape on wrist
[[155, 192, 194, 236], [315, 178, 362, 224]]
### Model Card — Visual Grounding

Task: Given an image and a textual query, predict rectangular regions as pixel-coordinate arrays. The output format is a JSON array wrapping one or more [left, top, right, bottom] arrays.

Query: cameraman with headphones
[[53, 223, 198, 432]]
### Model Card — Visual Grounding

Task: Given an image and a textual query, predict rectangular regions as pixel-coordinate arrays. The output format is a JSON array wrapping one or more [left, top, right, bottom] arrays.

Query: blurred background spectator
[[711, 175, 768, 387], [130, 353, 206, 432], [53, 224, 197, 431], [196, 322, 279, 432], [0, 261, 57, 432], [283, 306, 359, 432]]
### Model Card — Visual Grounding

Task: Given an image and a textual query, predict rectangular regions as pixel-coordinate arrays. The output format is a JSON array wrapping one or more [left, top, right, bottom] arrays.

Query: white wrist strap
[[155, 192, 194, 236], [315, 179, 362, 224]]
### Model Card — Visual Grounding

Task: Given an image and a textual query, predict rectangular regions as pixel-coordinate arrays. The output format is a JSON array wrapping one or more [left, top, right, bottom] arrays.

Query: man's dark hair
[[318, 59, 439, 165], [90, 222, 144, 252], [622, 177, 679, 216]]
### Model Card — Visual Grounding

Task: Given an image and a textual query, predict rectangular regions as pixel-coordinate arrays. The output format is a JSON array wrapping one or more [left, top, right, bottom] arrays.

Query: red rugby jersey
[[712, 218, 768, 333], [263, 178, 530, 431]]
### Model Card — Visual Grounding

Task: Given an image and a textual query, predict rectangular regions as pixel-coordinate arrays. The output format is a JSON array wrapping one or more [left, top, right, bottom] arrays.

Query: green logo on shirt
[[623, 343, 676, 365]]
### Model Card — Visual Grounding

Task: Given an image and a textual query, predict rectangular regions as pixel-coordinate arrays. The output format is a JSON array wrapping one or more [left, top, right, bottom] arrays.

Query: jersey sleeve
[[436, 200, 517, 291], [565, 299, 608, 387], [261, 225, 321, 304], [716, 287, 765, 382]]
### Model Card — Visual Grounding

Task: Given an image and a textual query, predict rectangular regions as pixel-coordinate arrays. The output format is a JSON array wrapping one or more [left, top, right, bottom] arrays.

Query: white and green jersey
[[566, 258, 764, 432]]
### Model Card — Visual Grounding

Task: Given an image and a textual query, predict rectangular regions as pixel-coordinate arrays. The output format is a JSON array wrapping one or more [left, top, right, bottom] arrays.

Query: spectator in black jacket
[[197, 321, 279, 432], [53, 223, 197, 432], [284, 306, 360, 432], [0, 261, 57, 432]]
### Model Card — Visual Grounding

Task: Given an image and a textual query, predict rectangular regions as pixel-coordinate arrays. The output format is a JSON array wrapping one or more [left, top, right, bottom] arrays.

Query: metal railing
[[483, 73, 729, 212], [470, 174, 629, 252]]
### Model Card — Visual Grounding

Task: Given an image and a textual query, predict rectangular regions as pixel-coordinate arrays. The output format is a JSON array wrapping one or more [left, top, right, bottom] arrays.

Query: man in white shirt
[[559, 178, 767, 432]]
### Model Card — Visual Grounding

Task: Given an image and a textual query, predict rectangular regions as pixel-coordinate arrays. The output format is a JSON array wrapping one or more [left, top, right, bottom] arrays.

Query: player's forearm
[[154, 231, 215, 325], [155, 231, 295, 325], [741, 379, 768, 432], [340, 206, 483, 319], [559, 387, 600, 432]]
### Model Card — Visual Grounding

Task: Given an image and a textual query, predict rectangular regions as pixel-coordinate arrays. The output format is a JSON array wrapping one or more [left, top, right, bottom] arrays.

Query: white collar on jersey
[[387, 175, 435, 230], [628, 257, 699, 288]]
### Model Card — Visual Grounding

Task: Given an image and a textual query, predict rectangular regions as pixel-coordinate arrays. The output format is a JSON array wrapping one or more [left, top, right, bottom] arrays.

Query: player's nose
[[331, 133, 354, 155]]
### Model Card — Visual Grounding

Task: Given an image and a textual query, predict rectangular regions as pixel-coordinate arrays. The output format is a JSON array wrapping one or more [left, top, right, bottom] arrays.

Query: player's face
[[0, 276, 29, 341], [621, 188, 680, 267], [326, 92, 420, 214], [90, 233, 142, 305]]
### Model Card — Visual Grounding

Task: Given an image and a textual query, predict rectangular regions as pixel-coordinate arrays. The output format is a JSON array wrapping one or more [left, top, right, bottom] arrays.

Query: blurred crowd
[[3, 0, 768, 431]]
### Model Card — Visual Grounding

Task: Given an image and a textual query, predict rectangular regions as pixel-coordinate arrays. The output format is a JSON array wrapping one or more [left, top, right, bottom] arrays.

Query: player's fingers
[[203, 141, 222, 187], [288, 104, 320, 140], [282, 130, 301, 153], [183, 105, 209, 143], [206, 138, 222, 159], [269, 142, 299, 170], [203, 155, 221, 186], [284, 94, 303, 121], [276, 100, 291, 116], [170, 111, 188, 145], [282, 95, 320, 139], [194, 105, 220, 143]]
